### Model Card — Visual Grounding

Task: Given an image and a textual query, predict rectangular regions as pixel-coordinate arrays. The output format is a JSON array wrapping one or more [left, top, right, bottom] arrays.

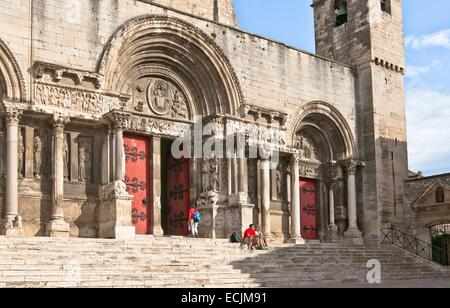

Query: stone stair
[[0, 236, 448, 288]]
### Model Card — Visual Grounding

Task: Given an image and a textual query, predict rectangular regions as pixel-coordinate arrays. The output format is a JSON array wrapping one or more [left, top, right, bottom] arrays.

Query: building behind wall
[[0, 0, 411, 245]]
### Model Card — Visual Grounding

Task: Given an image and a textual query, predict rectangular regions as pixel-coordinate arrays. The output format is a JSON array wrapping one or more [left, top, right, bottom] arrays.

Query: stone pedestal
[[46, 219, 70, 238], [98, 181, 135, 239], [197, 191, 219, 238], [343, 228, 364, 246]]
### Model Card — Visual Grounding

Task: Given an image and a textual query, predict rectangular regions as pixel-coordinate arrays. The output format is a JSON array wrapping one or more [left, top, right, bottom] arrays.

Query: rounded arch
[[0, 38, 26, 101], [290, 101, 356, 161], [97, 15, 244, 116]]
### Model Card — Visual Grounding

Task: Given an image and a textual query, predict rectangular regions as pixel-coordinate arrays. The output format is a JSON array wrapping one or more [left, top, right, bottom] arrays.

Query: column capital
[[105, 110, 131, 131], [4, 106, 23, 125], [52, 113, 70, 130], [340, 159, 364, 176], [290, 152, 302, 166], [326, 161, 339, 180]]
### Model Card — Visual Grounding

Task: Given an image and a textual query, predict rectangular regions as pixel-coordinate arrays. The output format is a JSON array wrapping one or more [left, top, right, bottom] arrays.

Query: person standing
[[187, 206, 200, 238]]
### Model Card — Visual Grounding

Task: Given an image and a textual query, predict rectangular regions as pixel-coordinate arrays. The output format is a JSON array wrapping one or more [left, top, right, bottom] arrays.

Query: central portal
[[162, 140, 191, 236]]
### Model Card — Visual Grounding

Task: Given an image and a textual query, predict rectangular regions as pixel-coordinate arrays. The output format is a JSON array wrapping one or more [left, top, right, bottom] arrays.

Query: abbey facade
[[0, 0, 411, 245]]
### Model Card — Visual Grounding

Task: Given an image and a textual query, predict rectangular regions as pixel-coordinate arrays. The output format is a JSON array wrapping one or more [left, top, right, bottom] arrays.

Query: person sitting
[[255, 225, 269, 250], [243, 224, 257, 250]]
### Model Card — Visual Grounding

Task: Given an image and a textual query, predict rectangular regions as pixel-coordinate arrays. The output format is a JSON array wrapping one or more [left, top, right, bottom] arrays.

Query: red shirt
[[243, 228, 256, 240], [188, 208, 196, 220]]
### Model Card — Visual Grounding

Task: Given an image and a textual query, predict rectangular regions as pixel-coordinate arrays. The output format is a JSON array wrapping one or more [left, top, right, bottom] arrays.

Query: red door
[[300, 179, 318, 240], [167, 152, 190, 236], [124, 135, 151, 235]]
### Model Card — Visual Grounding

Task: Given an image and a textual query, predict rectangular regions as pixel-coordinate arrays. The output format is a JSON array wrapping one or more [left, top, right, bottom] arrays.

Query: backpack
[[193, 210, 201, 223], [230, 232, 243, 244]]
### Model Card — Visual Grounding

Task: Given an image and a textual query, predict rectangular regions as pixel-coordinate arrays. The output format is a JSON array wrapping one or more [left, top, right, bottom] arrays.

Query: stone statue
[[79, 147, 86, 182], [33, 134, 42, 178], [276, 165, 283, 200], [63, 136, 69, 180], [202, 158, 211, 193], [209, 157, 220, 192], [18, 129, 24, 178]]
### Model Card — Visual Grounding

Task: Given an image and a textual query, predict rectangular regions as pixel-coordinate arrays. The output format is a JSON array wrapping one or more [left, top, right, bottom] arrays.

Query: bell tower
[[312, 0, 408, 242]]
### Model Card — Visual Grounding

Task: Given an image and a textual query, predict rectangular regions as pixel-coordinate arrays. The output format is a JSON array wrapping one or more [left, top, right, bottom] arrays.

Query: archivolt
[[97, 15, 244, 116], [290, 101, 356, 160], [0, 39, 26, 101]]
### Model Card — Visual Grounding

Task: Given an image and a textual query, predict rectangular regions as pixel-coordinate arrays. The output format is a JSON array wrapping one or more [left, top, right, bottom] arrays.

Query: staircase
[[0, 236, 448, 288]]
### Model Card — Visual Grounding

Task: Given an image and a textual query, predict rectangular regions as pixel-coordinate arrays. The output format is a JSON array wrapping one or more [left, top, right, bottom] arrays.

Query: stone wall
[[404, 174, 450, 243]]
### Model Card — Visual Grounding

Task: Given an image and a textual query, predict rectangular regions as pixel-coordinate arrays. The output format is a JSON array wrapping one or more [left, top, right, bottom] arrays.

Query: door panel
[[124, 135, 151, 235], [167, 152, 190, 236], [300, 179, 318, 240]]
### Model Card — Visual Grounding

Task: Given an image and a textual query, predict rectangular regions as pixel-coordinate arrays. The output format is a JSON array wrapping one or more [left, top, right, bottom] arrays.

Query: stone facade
[[0, 0, 410, 245]]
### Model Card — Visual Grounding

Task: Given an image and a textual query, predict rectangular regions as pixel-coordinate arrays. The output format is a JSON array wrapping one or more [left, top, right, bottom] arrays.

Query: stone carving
[[127, 116, 190, 138], [63, 136, 69, 181], [146, 79, 188, 119], [33, 133, 42, 178], [78, 137, 92, 183], [99, 181, 129, 201], [5, 107, 23, 125], [148, 80, 173, 115], [134, 101, 144, 112], [202, 156, 220, 193], [18, 129, 24, 178], [276, 163, 283, 200], [34, 84, 120, 114], [294, 135, 319, 160]]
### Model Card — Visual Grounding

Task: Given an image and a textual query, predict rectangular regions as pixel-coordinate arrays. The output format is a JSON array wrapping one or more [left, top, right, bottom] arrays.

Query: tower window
[[381, 0, 391, 14], [335, 0, 348, 27], [436, 187, 445, 204]]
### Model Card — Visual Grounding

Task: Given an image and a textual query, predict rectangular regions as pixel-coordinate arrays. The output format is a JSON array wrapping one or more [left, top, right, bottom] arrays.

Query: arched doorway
[[290, 101, 358, 243], [431, 224, 450, 266], [98, 16, 243, 237]]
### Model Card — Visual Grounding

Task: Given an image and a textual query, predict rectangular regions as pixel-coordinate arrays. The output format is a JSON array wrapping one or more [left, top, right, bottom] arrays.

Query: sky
[[234, 0, 450, 176]]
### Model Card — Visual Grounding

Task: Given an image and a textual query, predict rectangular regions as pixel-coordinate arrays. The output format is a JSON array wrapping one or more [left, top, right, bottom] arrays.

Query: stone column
[[260, 158, 271, 240], [343, 160, 363, 245], [289, 154, 304, 244], [99, 111, 134, 239], [1, 107, 23, 236], [151, 136, 164, 237], [326, 181, 339, 242], [46, 113, 71, 237]]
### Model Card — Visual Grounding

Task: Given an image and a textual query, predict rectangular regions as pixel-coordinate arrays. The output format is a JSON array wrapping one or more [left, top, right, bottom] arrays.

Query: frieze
[[34, 83, 120, 115], [299, 160, 321, 179], [127, 116, 191, 138]]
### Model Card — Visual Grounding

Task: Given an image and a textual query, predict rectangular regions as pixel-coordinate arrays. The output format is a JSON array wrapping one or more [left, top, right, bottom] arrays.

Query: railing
[[381, 227, 449, 266]]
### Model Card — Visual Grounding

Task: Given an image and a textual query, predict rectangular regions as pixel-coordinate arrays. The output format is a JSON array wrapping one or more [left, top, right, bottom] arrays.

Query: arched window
[[436, 187, 445, 204], [335, 0, 348, 27], [381, 0, 391, 14]]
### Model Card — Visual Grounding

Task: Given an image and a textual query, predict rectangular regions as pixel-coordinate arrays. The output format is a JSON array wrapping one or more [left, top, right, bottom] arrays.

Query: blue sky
[[234, 0, 450, 176]]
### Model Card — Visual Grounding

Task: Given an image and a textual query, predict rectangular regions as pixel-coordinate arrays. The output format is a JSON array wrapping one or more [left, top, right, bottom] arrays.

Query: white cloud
[[405, 61, 442, 79], [405, 29, 450, 49], [406, 87, 450, 175]]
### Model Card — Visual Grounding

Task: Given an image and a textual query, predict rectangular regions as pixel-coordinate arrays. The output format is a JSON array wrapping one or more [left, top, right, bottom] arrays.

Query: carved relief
[[63, 135, 69, 181], [149, 80, 173, 115], [34, 84, 119, 114], [33, 132, 43, 179], [127, 116, 190, 138], [18, 128, 24, 178], [202, 156, 220, 193], [276, 163, 284, 200], [294, 135, 319, 161], [78, 137, 93, 183]]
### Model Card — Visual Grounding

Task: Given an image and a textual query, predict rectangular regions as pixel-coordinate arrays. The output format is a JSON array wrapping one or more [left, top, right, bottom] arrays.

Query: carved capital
[[328, 180, 338, 191], [4, 107, 23, 125], [52, 113, 71, 129], [105, 110, 131, 131], [291, 152, 302, 166], [326, 161, 339, 180], [341, 159, 362, 176]]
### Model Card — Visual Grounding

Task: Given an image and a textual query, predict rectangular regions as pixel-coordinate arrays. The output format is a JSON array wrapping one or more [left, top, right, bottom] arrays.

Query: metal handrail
[[381, 227, 449, 266]]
